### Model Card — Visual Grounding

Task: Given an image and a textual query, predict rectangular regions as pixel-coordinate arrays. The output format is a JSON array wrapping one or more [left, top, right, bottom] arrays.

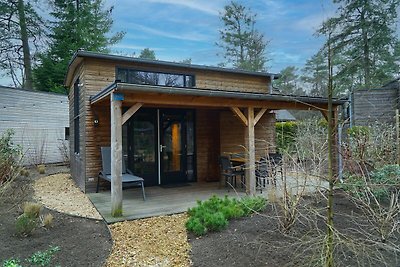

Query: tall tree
[[301, 52, 328, 97], [0, 0, 45, 88], [275, 66, 304, 95], [217, 1, 269, 72], [139, 48, 156, 60], [317, 0, 400, 90], [33, 0, 124, 93]]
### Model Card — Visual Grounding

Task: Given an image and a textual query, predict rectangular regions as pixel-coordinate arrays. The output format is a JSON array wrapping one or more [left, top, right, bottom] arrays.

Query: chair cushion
[[104, 174, 144, 183]]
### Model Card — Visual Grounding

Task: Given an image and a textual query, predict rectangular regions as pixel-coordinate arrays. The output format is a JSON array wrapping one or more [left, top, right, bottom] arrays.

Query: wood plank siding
[[220, 110, 275, 160], [0, 86, 69, 165], [352, 89, 400, 126], [68, 57, 275, 192]]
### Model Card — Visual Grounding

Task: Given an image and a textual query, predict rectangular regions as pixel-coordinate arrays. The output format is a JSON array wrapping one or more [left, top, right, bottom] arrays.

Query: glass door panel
[[128, 109, 158, 186], [160, 111, 186, 184]]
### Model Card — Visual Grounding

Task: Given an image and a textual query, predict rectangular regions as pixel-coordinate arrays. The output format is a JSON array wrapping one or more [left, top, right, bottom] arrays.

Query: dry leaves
[[33, 173, 102, 220], [106, 213, 191, 267]]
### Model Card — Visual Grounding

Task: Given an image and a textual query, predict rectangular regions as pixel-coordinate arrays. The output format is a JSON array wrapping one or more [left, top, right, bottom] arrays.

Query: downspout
[[269, 75, 274, 94]]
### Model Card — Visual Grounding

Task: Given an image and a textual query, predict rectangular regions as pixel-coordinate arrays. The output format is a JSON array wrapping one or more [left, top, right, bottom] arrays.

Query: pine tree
[[33, 0, 124, 93], [317, 0, 400, 90], [301, 52, 328, 97], [139, 48, 156, 60], [217, 1, 269, 72], [275, 66, 304, 95], [0, 0, 45, 88]]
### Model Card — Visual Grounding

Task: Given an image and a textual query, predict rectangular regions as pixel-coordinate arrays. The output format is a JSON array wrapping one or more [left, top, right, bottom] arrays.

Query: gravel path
[[33, 171, 192, 266], [33, 173, 102, 220], [106, 214, 191, 267]]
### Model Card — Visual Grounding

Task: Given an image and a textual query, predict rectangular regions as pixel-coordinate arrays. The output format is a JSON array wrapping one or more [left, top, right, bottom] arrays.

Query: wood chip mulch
[[33, 173, 102, 220], [105, 213, 191, 267]]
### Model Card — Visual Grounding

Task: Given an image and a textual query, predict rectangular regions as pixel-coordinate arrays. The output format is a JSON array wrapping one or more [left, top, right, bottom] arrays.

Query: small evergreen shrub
[[15, 214, 38, 236], [186, 195, 267, 236]]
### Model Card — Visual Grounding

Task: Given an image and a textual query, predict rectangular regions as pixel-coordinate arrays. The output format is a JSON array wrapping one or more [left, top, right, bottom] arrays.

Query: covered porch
[[90, 82, 344, 218]]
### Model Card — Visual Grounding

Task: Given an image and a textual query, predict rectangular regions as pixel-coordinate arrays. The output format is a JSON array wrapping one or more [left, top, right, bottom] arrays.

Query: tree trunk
[[325, 34, 334, 267], [361, 8, 370, 88], [17, 0, 33, 89]]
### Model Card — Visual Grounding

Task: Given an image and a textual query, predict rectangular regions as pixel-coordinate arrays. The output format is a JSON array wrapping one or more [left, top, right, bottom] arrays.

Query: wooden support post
[[396, 109, 400, 165], [245, 107, 256, 195], [111, 93, 123, 217], [122, 103, 143, 125], [254, 108, 268, 126], [230, 107, 248, 126]]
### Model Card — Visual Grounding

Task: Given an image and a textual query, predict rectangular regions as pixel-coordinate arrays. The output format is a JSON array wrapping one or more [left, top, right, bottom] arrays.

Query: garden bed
[[189, 192, 400, 267], [0, 166, 112, 266]]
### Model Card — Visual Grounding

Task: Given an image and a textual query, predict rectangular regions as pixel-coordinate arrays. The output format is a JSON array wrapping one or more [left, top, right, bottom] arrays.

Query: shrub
[[2, 259, 22, 267], [276, 121, 297, 152], [240, 196, 267, 216], [23, 202, 42, 218], [41, 214, 54, 228], [186, 195, 267, 236], [0, 130, 22, 190], [342, 165, 400, 202], [37, 165, 46, 174], [28, 246, 60, 266], [15, 214, 38, 236]]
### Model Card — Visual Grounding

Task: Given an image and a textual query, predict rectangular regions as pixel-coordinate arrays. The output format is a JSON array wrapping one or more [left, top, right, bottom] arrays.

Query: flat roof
[[65, 50, 280, 87], [90, 82, 348, 106]]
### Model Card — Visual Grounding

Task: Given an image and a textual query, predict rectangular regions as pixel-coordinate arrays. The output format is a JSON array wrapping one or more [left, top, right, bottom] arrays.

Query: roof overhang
[[90, 82, 347, 110], [64, 50, 280, 87]]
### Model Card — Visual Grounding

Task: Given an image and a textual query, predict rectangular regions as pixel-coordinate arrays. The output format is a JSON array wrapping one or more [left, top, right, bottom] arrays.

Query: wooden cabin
[[65, 51, 345, 216]]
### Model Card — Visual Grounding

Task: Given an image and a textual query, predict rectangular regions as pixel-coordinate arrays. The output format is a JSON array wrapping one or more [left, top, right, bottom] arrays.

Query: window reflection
[[117, 68, 195, 88]]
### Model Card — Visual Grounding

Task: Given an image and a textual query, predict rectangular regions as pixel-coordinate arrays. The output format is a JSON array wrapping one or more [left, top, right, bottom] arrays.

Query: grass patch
[[186, 195, 266, 236]]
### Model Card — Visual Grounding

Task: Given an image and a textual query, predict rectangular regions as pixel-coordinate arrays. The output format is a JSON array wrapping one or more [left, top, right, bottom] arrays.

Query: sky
[[105, 0, 337, 73], [0, 0, 338, 86]]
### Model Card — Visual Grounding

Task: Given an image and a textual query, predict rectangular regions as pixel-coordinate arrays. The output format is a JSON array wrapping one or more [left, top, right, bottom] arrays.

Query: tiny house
[[65, 51, 345, 215]]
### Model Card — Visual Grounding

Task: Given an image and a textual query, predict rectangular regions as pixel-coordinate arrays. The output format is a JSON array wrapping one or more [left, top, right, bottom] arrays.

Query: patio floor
[[88, 182, 249, 223], [88, 173, 327, 223]]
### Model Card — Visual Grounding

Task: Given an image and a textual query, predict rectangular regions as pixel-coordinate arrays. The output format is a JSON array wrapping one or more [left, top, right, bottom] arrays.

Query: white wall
[[0, 86, 69, 165]]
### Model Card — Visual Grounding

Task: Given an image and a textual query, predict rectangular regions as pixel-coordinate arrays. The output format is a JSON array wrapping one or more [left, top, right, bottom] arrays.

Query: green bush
[[342, 165, 400, 202], [28, 246, 60, 266], [2, 246, 60, 267], [0, 129, 22, 187], [2, 259, 22, 267], [15, 214, 38, 236], [276, 121, 297, 152], [186, 195, 267, 236]]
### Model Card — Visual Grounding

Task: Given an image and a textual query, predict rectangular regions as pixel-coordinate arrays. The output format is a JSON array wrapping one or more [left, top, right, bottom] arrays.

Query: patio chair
[[219, 156, 245, 190], [268, 153, 283, 180], [255, 157, 269, 192], [96, 147, 146, 201]]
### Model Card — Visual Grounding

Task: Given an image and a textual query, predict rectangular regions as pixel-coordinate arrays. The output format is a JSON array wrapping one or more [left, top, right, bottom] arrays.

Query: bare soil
[[0, 166, 112, 266], [189, 192, 400, 267]]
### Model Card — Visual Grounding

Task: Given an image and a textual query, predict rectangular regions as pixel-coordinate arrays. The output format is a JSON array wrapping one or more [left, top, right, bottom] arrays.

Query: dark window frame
[[73, 79, 80, 154], [116, 67, 196, 88]]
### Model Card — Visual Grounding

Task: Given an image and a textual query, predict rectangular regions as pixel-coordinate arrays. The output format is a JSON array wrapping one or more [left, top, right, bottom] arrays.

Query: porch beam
[[254, 108, 268, 126], [230, 107, 248, 126], [245, 107, 256, 195], [111, 93, 123, 217], [122, 103, 143, 125], [320, 110, 328, 120]]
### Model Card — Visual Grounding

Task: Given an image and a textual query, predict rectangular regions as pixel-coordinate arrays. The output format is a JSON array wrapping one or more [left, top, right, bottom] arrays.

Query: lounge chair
[[96, 147, 146, 200]]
